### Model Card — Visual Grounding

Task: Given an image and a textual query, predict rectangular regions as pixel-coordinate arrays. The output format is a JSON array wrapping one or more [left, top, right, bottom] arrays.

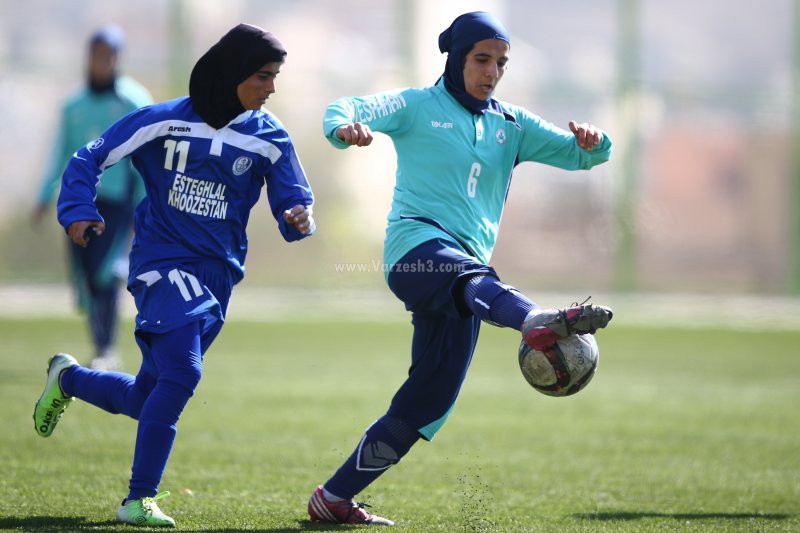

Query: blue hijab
[[438, 11, 510, 115]]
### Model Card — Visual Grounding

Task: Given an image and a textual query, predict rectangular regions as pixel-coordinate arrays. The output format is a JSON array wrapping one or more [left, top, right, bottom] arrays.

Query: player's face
[[237, 62, 282, 110], [88, 42, 117, 86], [462, 39, 509, 101]]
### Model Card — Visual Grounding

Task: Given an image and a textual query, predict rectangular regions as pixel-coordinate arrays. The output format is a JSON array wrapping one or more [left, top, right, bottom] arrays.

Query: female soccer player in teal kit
[[308, 11, 613, 526]]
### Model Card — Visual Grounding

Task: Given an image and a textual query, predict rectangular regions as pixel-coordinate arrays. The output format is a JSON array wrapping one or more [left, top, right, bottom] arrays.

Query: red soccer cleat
[[522, 303, 613, 351], [308, 485, 394, 526]]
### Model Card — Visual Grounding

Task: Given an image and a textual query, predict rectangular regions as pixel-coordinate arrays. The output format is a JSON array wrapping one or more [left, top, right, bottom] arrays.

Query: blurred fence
[[0, 0, 796, 295]]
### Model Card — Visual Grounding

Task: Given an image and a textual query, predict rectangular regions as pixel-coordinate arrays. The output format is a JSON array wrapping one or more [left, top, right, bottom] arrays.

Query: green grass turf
[[1, 315, 798, 532]]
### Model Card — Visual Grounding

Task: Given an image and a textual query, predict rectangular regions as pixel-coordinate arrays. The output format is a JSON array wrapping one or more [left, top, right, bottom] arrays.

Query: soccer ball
[[518, 333, 599, 397]]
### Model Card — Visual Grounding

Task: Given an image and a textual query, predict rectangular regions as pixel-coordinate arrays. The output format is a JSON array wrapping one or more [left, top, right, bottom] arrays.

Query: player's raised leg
[[459, 273, 538, 328], [458, 272, 613, 350]]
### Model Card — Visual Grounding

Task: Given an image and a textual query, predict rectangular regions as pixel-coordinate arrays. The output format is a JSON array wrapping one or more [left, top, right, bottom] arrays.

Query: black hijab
[[438, 12, 510, 115], [189, 23, 286, 129]]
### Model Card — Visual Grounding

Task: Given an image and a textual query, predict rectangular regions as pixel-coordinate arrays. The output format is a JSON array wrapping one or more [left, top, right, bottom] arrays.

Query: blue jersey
[[58, 96, 314, 285]]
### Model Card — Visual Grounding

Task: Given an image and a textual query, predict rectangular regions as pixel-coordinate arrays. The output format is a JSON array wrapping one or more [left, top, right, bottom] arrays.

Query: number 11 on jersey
[[164, 139, 190, 173]]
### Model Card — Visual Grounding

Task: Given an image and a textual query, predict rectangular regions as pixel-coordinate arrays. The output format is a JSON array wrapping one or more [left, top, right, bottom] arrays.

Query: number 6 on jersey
[[467, 162, 480, 198]]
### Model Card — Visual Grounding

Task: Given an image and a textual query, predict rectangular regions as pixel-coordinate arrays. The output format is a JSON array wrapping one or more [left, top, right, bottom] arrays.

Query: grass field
[[1, 313, 799, 532]]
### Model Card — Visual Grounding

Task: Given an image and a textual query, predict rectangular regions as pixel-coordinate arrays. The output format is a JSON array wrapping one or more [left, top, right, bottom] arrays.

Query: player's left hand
[[283, 205, 314, 235], [569, 121, 604, 152], [67, 220, 105, 247]]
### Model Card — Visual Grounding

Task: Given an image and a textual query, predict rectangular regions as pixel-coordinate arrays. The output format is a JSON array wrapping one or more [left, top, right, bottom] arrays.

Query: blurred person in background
[[308, 11, 612, 526], [32, 25, 153, 371]]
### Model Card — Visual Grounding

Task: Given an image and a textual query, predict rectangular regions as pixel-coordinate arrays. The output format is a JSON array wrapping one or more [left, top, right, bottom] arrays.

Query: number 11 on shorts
[[168, 269, 203, 301]]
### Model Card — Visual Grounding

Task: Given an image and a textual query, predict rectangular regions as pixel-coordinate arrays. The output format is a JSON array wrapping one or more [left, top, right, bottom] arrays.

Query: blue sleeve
[[265, 137, 315, 242], [56, 105, 154, 232], [56, 140, 107, 231]]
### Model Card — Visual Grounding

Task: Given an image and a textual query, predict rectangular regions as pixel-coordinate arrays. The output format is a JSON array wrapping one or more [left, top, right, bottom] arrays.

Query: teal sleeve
[[517, 111, 612, 170], [118, 78, 152, 207], [322, 97, 356, 149], [114, 77, 152, 207], [37, 106, 71, 206], [323, 89, 415, 149], [117, 75, 154, 108]]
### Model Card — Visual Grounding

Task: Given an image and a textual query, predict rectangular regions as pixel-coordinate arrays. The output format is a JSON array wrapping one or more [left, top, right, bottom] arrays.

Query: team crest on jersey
[[87, 138, 104, 151], [495, 129, 506, 144], [232, 156, 252, 176]]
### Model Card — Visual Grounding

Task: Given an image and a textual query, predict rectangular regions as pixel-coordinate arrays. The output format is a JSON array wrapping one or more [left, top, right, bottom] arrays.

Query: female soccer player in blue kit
[[307, 12, 613, 526], [33, 23, 314, 527]]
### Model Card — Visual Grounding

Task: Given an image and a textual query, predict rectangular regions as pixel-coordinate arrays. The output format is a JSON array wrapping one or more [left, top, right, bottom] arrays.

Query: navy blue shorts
[[386, 239, 495, 440]]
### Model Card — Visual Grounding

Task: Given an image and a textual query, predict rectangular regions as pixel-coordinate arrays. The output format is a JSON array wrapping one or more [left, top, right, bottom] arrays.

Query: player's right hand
[[568, 121, 604, 152], [336, 122, 373, 147], [67, 220, 105, 247]]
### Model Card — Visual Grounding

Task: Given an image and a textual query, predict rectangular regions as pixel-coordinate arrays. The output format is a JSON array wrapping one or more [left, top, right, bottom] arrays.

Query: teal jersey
[[324, 78, 612, 272], [38, 75, 153, 206]]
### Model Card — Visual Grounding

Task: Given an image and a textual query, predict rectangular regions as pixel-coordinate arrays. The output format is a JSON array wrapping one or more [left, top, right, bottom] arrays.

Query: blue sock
[[127, 379, 191, 500], [60, 366, 155, 419], [461, 274, 538, 329], [324, 415, 420, 500]]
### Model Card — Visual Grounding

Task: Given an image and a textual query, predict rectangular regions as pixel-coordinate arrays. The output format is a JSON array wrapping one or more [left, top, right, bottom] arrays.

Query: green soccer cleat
[[116, 492, 176, 528], [33, 353, 78, 437]]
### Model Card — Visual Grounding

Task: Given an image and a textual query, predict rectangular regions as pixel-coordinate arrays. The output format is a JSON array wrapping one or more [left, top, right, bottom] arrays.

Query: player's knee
[[161, 362, 203, 395]]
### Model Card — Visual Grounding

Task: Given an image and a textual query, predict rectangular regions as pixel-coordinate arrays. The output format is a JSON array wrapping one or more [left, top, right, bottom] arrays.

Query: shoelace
[[141, 491, 171, 514], [566, 296, 595, 333], [344, 500, 372, 522], [571, 295, 592, 307]]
